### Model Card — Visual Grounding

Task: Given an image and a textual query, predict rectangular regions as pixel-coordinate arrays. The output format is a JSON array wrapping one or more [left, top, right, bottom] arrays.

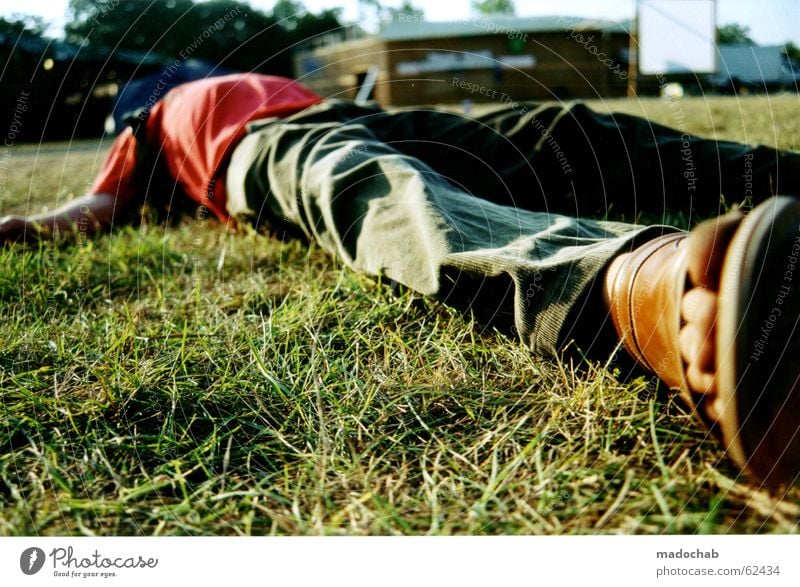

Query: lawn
[[1, 94, 799, 535]]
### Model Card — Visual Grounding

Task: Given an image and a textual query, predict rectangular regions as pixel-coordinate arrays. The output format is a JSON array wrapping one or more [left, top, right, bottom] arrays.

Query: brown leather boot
[[606, 196, 800, 488]]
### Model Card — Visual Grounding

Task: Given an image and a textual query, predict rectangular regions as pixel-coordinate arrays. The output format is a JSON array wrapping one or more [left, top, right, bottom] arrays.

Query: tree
[[472, 0, 516, 16], [0, 14, 47, 39], [781, 42, 800, 65], [356, 0, 423, 29], [387, 1, 424, 23], [272, 0, 304, 30], [293, 7, 343, 46], [64, 0, 343, 76], [0, 16, 51, 86], [0, 16, 74, 141], [717, 23, 755, 45], [358, 0, 383, 14]]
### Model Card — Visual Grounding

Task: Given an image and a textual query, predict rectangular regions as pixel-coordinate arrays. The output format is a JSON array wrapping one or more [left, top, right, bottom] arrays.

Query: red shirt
[[91, 74, 322, 223]]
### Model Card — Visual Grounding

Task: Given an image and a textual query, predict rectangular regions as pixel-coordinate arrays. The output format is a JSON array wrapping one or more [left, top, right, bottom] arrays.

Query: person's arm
[[1, 129, 141, 244], [0, 192, 122, 243]]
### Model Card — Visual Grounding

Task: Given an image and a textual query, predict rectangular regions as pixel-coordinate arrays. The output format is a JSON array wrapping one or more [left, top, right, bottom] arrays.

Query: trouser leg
[[262, 99, 800, 222], [226, 103, 675, 358]]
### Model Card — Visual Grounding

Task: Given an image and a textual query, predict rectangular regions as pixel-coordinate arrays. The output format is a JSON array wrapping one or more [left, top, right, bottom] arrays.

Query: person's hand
[[0, 215, 32, 244]]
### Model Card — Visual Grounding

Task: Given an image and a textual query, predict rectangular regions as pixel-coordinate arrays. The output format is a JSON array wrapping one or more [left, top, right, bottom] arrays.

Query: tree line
[[0, 1, 344, 140]]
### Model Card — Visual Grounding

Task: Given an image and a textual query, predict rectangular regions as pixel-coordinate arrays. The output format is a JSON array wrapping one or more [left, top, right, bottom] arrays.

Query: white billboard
[[639, 0, 716, 74]]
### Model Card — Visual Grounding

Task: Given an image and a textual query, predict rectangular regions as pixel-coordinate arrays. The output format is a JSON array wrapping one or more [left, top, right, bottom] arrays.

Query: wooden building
[[293, 16, 631, 106]]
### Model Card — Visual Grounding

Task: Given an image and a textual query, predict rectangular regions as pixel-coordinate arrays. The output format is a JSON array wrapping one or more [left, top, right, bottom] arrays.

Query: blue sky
[[2, 0, 799, 46]]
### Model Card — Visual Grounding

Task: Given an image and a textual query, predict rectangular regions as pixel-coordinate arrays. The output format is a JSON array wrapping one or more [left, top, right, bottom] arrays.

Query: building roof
[[380, 15, 630, 42], [716, 44, 800, 85]]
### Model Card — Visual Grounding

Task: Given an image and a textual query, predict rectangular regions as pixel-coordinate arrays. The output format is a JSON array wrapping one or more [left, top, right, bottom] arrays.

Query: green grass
[[1, 95, 800, 535]]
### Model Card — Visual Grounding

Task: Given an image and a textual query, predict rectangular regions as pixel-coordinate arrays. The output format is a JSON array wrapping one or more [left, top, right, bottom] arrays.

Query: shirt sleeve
[[89, 128, 140, 205]]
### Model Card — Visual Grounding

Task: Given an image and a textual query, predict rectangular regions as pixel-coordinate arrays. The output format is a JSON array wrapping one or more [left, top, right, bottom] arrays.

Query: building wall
[[294, 30, 629, 107], [294, 38, 390, 103]]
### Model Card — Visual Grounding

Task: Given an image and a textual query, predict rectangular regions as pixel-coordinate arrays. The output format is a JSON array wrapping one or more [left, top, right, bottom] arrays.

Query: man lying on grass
[[1, 73, 799, 488]]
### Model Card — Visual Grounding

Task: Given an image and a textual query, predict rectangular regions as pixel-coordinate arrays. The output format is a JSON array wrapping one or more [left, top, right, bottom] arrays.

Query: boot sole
[[717, 196, 800, 487]]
